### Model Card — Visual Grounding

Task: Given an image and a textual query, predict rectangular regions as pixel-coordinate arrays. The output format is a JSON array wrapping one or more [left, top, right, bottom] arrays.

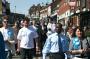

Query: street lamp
[[15, 6, 16, 13]]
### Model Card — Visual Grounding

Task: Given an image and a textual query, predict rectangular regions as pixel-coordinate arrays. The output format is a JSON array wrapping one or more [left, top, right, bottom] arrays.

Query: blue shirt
[[0, 32, 5, 59], [42, 32, 69, 54]]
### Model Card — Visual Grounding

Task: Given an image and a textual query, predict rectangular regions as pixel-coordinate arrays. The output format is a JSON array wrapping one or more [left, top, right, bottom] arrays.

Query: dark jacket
[[0, 32, 5, 59]]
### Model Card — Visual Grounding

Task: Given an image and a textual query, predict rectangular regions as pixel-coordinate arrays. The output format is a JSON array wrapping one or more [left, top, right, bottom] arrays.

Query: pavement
[[12, 55, 49, 59], [12, 51, 49, 59]]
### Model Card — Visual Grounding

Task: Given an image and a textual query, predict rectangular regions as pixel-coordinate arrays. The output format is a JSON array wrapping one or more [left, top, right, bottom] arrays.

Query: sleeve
[[42, 36, 51, 59], [0, 28, 8, 41], [32, 31, 38, 39], [42, 36, 51, 53], [69, 38, 74, 50], [17, 29, 22, 40], [62, 36, 69, 52]]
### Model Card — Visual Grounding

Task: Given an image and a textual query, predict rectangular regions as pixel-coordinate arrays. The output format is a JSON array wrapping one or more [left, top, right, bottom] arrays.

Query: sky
[[6, 0, 52, 15]]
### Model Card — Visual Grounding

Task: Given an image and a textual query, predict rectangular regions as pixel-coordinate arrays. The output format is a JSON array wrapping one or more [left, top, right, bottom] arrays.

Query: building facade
[[40, 4, 51, 22]]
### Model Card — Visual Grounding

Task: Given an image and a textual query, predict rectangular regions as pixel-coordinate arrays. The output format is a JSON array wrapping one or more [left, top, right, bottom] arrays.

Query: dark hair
[[14, 21, 19, 28], [2, 15, 9, 20], [23, 17, 30, 22], [56, 23, 62, 33], [73, 26, 85, 38], [67, 26, 72, 31], [57, 23, 62, 28]]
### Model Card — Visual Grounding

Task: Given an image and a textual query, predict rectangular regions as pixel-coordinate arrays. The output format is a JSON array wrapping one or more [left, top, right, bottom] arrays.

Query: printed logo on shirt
[[7, 30, 14, 40]]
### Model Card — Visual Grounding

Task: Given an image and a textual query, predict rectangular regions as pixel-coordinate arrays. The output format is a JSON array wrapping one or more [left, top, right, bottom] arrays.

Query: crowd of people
[[0, 15, 90, 59]]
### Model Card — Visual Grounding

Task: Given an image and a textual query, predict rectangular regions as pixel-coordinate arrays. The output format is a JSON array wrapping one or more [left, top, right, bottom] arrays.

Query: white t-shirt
[[0, 27, 15, 54], [17, 27, 38, 49]]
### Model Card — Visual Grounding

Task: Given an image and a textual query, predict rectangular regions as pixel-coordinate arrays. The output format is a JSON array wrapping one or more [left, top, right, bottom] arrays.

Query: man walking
[[42, 23, 69, 59], [17, 17, 38, 59]]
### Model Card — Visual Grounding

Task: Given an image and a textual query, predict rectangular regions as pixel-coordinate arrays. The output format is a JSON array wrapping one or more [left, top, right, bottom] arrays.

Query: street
[[12, 55, 49, 59], [12, 51, 49, 59]]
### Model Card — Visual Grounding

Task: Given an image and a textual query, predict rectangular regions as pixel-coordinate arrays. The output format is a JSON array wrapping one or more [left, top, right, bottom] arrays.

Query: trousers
[[5, 50, 12, 59], [49, 52, 65, 59], [20, 48, 34, 59]]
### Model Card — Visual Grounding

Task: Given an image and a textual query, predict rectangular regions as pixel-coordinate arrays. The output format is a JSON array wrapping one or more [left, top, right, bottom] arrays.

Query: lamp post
[[15, 6, 16, 13], [14, 6, 16, 22]]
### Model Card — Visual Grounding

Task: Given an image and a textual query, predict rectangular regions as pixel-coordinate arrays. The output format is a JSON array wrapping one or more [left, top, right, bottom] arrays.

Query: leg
[[49, 53, 65, 59], [20, 48, 26, 59], [5, 50, 12, 59], [8, 50, 12, 59], [26, 49, 33, 59], [5, 51, 8, 59]]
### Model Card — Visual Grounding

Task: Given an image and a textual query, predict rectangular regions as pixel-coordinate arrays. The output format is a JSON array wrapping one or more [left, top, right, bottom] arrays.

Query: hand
[[66, 51, 71, 54], [16, 49, 20, 55], [5, 40, 12, 45], [9, 41, 15, 44], [69, 49, 83, 54], [17, 48, 20, 53], [82, 48, 87, 54], [4, 39, 8, 42]]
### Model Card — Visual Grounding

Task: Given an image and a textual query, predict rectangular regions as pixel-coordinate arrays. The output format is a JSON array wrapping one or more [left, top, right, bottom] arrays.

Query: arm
[[17, 29, 22, 52], [32, 31, 39, 52], [69, 49, 83, 55], [68, 39, 84, 55], [17, 40, 21, 52], [42, 37, 51, 59]]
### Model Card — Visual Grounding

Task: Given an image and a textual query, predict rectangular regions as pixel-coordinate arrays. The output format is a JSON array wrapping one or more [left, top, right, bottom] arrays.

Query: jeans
[[5, 50, 12, 59], [20, 48, 34, 59]]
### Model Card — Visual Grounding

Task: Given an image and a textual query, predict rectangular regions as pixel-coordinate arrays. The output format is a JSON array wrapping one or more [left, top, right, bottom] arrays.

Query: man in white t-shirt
[[17, 17, 38, 59]]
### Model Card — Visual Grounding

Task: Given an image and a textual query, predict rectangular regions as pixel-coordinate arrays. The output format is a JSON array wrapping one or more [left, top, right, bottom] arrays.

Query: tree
[[29, 4, 36, 16]]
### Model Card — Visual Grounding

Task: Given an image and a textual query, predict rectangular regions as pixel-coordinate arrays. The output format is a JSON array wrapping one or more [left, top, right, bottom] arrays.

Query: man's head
[[23, 17, 30, 27], [2, 15, 9, 27], [55, 23, 62, 34]]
